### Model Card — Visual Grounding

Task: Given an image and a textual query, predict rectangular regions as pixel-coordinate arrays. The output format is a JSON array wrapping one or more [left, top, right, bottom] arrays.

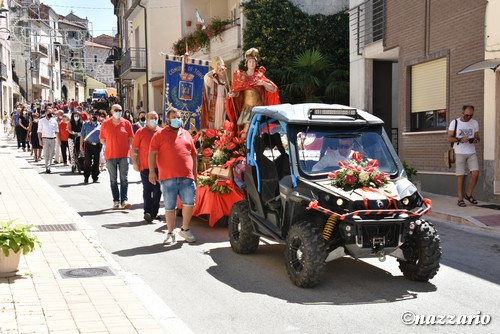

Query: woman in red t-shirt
[[58, 114, 70, 165]]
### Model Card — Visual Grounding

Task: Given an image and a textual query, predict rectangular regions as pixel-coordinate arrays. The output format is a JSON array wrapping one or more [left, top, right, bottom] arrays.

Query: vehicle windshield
[[295, 129, 398, 176]]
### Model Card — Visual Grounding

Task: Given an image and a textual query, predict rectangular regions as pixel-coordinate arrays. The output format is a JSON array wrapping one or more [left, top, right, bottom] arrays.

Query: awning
[[458, 58, 500, 74]]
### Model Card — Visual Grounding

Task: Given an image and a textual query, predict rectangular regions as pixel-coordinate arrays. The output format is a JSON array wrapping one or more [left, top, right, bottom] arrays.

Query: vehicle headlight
[[401, 192, 422, 210]]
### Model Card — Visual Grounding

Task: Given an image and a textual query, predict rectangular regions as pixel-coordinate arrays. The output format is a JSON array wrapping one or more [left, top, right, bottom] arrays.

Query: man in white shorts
[[448, 105, 480, 207]]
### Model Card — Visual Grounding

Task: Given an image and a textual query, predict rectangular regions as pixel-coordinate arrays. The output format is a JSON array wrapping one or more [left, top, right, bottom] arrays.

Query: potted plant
[[0, 219, 41, 277]]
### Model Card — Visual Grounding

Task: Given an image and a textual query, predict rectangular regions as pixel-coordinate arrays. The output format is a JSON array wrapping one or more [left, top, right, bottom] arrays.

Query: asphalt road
[[34, 157, 500, 334]]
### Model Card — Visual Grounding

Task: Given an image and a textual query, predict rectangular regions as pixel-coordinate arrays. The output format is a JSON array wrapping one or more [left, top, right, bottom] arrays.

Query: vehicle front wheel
[[228, 201, 259, 254], [398, 220, 441, 282], [285, 222, 327, 288]]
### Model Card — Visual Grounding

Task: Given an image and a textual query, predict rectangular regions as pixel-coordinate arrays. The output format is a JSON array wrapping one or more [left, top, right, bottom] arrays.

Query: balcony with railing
[[208, 21, 241, 61], [120, 47, 146, 80], [350, 0, 385, 55], [61, 69, 85, 83], [31, 44, 49, 58]]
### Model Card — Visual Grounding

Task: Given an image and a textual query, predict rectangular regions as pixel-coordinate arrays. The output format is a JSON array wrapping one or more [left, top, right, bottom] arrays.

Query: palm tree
[[279, 48, 330, 103]]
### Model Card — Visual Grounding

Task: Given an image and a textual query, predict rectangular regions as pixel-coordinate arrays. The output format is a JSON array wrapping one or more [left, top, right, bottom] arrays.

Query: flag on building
[[164, 55, 209, 131]]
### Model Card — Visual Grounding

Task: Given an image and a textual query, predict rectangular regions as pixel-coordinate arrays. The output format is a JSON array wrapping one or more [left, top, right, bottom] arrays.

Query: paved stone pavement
[[0, 135, 192, 333]]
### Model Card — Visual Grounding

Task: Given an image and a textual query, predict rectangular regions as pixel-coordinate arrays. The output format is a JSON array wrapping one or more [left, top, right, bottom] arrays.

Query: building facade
[[349, 0, 500, 203]]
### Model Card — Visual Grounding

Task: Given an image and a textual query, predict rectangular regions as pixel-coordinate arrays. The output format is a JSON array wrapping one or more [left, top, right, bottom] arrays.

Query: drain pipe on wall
[[138, 0, 149, 112]]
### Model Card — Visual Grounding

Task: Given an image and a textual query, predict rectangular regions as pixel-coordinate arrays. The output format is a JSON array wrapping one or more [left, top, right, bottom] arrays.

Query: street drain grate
[[32, 224, 78, 232], [59, 266, 115, 279]]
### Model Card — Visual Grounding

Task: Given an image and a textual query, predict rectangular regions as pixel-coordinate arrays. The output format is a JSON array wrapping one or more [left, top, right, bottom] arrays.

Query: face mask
[[140, 116, 146, 122], [91, 116, 98, 122], [113, 111, 122, 119], [47, 114, 52, 118], [170, 118, 182, 129], [74, 116, 80, 121], [148, 119, 157, 127]]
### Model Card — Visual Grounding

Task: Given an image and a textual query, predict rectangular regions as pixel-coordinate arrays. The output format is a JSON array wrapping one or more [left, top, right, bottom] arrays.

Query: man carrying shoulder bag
[[447, 105, 480, 207]]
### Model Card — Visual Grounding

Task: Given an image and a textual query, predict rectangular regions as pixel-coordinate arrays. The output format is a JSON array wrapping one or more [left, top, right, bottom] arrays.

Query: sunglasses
[[463, 114, 473, 118]]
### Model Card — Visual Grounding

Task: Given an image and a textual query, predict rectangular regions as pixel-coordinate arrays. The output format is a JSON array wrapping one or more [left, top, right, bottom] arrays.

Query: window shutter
[[411, 58, 447, 113]]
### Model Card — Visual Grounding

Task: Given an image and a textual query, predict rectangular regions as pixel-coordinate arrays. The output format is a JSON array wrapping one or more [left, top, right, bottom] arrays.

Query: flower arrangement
[[197, 174, 233, 194], [173, 17, 233, 55], [328, 152, 389, 191], [200, 120, 246, 166]]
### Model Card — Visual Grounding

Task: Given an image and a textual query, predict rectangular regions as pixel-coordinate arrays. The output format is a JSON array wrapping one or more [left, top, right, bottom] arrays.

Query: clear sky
[[41, 0, 116, 37]]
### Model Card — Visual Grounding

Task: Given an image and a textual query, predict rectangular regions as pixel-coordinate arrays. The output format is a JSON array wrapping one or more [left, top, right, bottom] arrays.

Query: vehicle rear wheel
[[228, 201, 259, 254], [285, 222, 327, 288], [398, 220, 441, 282]]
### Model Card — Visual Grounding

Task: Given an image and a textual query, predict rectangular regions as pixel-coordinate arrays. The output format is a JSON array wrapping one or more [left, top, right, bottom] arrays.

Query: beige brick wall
[[385, 0, 487, 174]]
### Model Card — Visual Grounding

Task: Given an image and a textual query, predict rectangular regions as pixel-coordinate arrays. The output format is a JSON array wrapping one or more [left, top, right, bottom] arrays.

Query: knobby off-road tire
[[285, 222, 327, 288], [398, 220, 441, 282], [228, 201, 260, 254]]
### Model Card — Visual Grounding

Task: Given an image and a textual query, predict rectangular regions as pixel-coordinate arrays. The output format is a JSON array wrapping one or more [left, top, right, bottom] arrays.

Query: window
[[411, 57, 447, 131]]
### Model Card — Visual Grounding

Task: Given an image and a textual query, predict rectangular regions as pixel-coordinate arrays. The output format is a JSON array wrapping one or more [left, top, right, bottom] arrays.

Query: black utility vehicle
[[228, 104, 441, 287]]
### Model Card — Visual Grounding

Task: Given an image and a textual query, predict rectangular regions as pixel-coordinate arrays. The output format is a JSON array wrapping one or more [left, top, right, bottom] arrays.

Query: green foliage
[[173, 18, 233, 55], [402, 160, 418, 181], [241, 0, 349, 104], [0, 219, 42, 256]]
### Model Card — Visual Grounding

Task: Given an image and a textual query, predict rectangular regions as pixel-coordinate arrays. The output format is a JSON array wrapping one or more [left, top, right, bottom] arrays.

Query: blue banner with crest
[[164, 55, 209, 131]]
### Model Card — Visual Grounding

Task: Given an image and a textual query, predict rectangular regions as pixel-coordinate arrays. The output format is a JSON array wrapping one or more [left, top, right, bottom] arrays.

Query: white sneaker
[[112, 201, 120, 210], [164, 232, 176, 245], [179, 228, 196, 243]]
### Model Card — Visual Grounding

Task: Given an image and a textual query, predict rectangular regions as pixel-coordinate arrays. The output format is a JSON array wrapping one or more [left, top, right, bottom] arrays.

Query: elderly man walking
[[99, 104, 134, 209]]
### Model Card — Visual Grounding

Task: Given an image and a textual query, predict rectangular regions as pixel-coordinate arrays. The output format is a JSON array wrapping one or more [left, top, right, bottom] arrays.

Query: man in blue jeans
[[99, 104, 134, 209], [132, 111, 161, 222]]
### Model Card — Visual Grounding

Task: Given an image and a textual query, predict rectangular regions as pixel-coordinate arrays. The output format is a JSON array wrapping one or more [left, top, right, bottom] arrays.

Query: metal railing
[[350, 0, 385, 55], [120, 47, 146, 75]]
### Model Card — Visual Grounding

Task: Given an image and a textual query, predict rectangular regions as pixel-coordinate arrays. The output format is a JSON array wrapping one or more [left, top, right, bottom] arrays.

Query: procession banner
[[164, 55, 209, 131]]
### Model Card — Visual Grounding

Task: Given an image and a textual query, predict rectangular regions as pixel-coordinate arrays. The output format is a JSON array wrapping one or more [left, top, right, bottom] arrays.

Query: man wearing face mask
[[133, 111, 147, 134], [37, 108, 59, 174], [148, 109, 198, 244], [80, 112, 102, 183], [100, 104, 135, 209], [132, 111, 161, 222]]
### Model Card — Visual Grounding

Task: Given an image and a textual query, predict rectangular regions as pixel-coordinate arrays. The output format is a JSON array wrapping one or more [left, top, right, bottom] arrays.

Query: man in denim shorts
[[448, 105, 480, 207], [148, 109, 198, 244]]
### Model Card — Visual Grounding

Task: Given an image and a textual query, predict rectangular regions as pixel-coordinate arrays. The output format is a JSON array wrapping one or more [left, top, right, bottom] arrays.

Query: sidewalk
[[422, 191, 500, 234], [0, 136, 192, 333]]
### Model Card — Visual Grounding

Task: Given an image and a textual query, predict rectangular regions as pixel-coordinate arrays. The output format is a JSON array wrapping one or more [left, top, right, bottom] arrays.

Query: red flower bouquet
[[328, 152, 389, 191]]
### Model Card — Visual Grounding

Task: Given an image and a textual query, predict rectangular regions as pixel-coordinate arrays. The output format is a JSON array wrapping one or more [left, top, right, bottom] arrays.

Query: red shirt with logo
[[149, 127, 196, 181], [99, 117, 134, 159]]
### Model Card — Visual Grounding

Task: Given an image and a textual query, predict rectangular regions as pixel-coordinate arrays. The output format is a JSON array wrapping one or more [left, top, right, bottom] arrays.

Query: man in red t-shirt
[[99, 104, 134, 209], [132, 111, 161, 223], [149, 109, 198, 244]]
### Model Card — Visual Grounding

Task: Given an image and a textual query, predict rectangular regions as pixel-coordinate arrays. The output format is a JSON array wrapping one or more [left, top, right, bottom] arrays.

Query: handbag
[[445, 119, 458, 168]]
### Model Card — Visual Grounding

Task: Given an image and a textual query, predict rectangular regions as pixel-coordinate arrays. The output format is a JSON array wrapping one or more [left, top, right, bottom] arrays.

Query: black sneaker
[[93, 178, 99, 183], [46, 168, 51, 174], [84, 177, 89, 184], [143, 213, 153, 223]]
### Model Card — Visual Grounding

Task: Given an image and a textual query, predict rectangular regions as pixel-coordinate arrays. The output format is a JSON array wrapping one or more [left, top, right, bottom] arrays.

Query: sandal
[[464, 194, 478, 205], [457, 200, 466, 207]]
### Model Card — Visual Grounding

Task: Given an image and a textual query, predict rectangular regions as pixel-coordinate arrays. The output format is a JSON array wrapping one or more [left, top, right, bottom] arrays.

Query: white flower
[[359, 172, 369, 183]]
